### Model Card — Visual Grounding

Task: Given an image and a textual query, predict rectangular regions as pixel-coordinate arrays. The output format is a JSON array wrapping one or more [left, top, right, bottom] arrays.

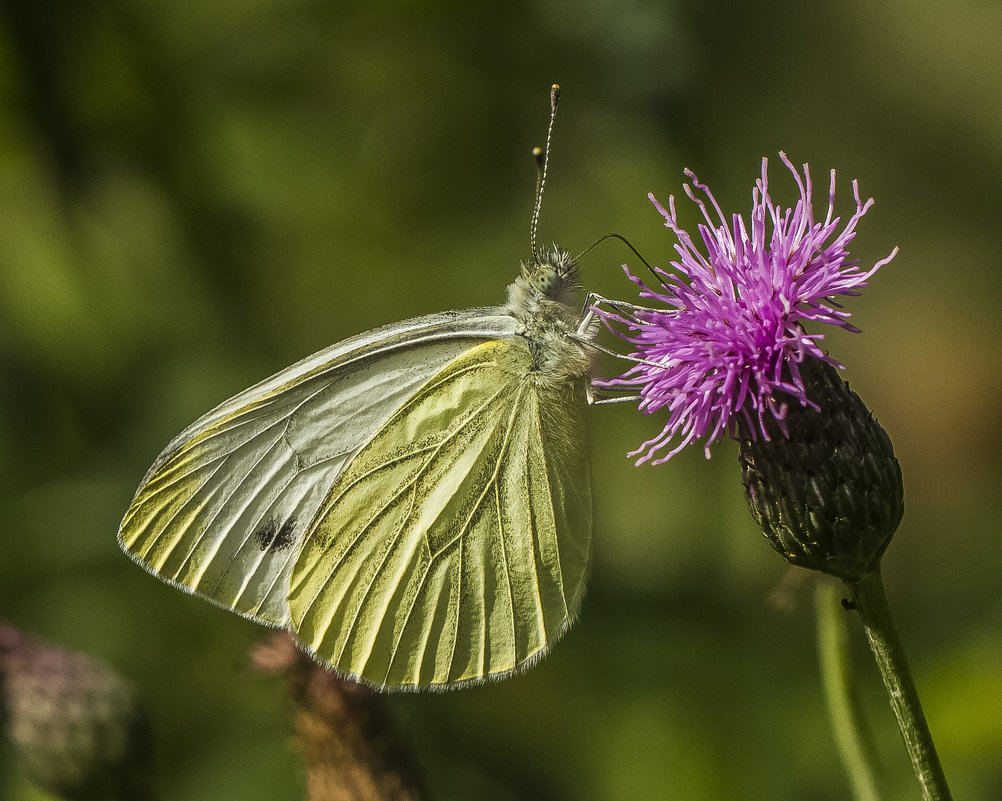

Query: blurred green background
[[2, 0, 1000, 798]]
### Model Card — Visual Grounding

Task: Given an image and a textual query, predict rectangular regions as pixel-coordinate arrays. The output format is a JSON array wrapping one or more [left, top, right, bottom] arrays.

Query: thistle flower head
[[597, 154, 896, 464]]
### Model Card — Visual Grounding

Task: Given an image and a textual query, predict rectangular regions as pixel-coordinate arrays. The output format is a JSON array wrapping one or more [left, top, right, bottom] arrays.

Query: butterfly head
[[519, 244, 581, 308]]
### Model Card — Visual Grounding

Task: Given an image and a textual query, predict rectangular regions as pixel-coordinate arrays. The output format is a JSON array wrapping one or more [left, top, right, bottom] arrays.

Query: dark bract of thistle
[[596, 154, 896, 464], [737, 358, 904, 581]]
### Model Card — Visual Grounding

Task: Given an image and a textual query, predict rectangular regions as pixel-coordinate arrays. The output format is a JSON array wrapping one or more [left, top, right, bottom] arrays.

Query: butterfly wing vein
[[118, 310, 516, 626], [289, 338, 591, 689]]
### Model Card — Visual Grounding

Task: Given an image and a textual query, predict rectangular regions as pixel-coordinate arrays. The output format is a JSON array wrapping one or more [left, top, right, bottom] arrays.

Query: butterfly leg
[[576, 292, 649, 406]]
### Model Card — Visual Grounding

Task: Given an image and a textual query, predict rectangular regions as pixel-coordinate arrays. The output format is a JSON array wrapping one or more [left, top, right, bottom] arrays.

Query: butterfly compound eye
[[530, 264, 562, 297]]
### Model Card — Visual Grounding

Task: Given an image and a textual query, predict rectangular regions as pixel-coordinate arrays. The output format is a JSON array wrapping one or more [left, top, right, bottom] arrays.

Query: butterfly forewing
[[119, 310, 516, 626], [289, 338, 592, 689]]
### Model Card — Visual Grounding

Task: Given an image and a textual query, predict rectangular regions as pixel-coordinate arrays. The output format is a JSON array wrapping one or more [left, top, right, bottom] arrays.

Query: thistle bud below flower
[[0, 623, 156, 801], [737, 358, 904, 582]]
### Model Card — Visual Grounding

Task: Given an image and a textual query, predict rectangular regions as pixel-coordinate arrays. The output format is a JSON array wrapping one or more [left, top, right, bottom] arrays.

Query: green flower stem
[[815, 582, 882, 801], [847, 570, 953, 801]]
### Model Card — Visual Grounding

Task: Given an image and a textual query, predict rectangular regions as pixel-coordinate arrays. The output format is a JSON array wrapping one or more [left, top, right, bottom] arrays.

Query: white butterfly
[[119, 86, 599, 690]]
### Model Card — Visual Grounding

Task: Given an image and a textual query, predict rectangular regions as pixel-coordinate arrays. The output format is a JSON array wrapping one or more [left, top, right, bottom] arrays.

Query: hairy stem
[[251, 633, 429, 801], [847, 571, 952, 801]]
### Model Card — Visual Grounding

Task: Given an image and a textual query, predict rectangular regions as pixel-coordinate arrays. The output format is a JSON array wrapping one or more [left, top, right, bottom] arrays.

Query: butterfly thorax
[[506, 244, 591, 387]]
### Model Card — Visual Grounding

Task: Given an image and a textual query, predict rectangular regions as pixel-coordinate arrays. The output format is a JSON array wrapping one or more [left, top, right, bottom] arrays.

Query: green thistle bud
[[0, 623, 156, 801], [737, 358, 904, 582]]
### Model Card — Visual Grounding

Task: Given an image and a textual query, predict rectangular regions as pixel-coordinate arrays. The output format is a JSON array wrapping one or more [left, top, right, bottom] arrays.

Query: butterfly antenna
[[575, 233, 663, 285], [530, 83, 560, 259]]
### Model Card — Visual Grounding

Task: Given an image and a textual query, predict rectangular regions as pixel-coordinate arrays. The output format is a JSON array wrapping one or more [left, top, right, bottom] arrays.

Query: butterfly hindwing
[[118, 309, 516, 626], [289, 338, 592, 689]]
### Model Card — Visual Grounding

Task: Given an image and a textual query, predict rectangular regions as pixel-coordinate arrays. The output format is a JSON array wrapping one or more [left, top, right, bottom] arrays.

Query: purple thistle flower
[[597, 153, 897, 465]]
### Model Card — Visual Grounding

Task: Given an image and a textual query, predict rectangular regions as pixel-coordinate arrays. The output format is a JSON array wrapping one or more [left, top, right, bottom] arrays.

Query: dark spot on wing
[[255, 518, 297, 552]]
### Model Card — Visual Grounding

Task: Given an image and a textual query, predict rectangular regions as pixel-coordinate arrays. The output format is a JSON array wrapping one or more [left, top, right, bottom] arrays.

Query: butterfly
[[118, 85, 597, 690]]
